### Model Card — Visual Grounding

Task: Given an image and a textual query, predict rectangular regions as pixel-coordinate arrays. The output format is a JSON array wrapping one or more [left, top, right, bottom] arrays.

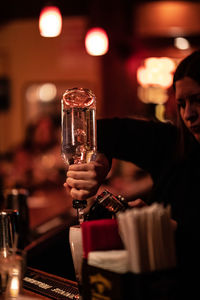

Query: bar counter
[[23, 267, 79, 299], [20, 187, 79, 299]]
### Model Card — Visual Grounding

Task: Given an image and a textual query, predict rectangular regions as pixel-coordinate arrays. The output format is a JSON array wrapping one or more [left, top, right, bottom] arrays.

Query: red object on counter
[[81, 219, 124, 259]]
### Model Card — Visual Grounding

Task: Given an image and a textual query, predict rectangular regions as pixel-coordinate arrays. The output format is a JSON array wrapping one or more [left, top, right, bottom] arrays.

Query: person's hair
[[173, 50, 200, 159], [173, 50, 200, 88]]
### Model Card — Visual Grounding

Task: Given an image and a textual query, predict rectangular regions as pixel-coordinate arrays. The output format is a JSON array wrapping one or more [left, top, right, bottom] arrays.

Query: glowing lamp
[[10, 276, 20, 298], [39, 6, 62, 37], [137, 57, 176, 89], [85, 27, 109, 56], [174, 37, 190, 50], [39, 83, 57, 102]]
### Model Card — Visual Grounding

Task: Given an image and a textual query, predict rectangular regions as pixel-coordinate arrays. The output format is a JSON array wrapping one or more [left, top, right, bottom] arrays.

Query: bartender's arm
[[64, 154, 178, 232]]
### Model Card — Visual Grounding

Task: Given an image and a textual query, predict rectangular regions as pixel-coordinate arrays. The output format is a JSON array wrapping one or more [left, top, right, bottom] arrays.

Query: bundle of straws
[[117, 203, 176, 273]]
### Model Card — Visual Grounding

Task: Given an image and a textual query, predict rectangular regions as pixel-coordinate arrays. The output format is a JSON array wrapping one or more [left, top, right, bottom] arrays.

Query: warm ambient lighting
[[174, 37, 190, 50], [39, 83, 57, 102], [137, 57, 177, 110], [39, 6, 62, 37], [26, 83, 57, 103], [137, 57, 176, 89], [135, 2, 200, 37], [85, 27, 109, 56], [9, 275, 20, 298]]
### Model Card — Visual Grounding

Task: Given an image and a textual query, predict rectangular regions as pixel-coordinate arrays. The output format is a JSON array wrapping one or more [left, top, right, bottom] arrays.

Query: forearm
[[97, 118, 177, 178]]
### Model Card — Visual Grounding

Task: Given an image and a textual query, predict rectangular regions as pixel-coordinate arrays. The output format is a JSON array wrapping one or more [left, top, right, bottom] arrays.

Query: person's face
[[176, 76, 200, 143]]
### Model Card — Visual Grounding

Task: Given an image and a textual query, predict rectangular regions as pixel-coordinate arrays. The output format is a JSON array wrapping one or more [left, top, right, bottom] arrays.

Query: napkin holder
[[82, 260, 179, 300], [82, 259, 130, 300]]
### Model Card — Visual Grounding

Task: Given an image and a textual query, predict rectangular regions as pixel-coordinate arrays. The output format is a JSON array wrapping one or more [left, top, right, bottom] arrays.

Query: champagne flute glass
[[61, 87, 97, 224]]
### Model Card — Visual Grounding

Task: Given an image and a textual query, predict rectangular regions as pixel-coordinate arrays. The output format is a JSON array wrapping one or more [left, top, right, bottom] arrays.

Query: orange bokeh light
[[85, 27, 109, 56], [39, 6, 62, 37], [137, 57, 176, 89]]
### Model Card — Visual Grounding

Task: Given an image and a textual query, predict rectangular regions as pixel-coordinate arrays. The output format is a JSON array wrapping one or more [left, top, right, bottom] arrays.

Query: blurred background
[[1, 0, 200, 225]]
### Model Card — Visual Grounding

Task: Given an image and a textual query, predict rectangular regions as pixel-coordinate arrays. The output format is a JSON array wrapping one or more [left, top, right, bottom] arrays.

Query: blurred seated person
[[0, 114, 65, 193]]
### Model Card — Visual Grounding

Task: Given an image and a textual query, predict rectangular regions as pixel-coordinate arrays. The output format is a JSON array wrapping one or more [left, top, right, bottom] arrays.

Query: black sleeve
[[97, 118, 177, 181]]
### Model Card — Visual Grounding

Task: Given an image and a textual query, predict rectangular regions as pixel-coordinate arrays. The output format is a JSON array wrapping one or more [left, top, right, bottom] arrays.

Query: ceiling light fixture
[[174, 37, 190, 50], [85, 27, 109, 56], [39, 6, 62, 37]]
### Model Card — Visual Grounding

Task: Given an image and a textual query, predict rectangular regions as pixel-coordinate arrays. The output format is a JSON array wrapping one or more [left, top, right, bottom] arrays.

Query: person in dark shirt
[[65, 50, 200, 295]]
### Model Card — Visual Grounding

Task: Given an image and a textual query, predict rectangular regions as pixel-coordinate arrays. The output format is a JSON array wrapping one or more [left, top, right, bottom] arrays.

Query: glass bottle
[[61, 87, 97, 224], [0, 210, 19, 257], [3, 189, 30, 249]]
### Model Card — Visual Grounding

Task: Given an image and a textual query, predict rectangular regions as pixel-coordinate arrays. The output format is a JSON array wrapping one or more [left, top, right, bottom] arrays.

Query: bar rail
[[23, 267, 79, 300]]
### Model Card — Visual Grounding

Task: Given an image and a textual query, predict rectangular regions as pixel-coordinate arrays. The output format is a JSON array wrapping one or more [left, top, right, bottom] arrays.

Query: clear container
[[61, 87, 96, 165], [61, 88, 97, 224]]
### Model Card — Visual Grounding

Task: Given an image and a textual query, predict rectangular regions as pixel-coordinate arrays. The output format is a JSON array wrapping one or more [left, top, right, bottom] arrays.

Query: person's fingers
[[65, 155, 110, 201], [63, 182, 71, 194], [67, 170, 97, 180], [70, 188, 93, 200], [66, 177, 97, 190], [128, 198, 147, 208], [68, 163, 95, 171]]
